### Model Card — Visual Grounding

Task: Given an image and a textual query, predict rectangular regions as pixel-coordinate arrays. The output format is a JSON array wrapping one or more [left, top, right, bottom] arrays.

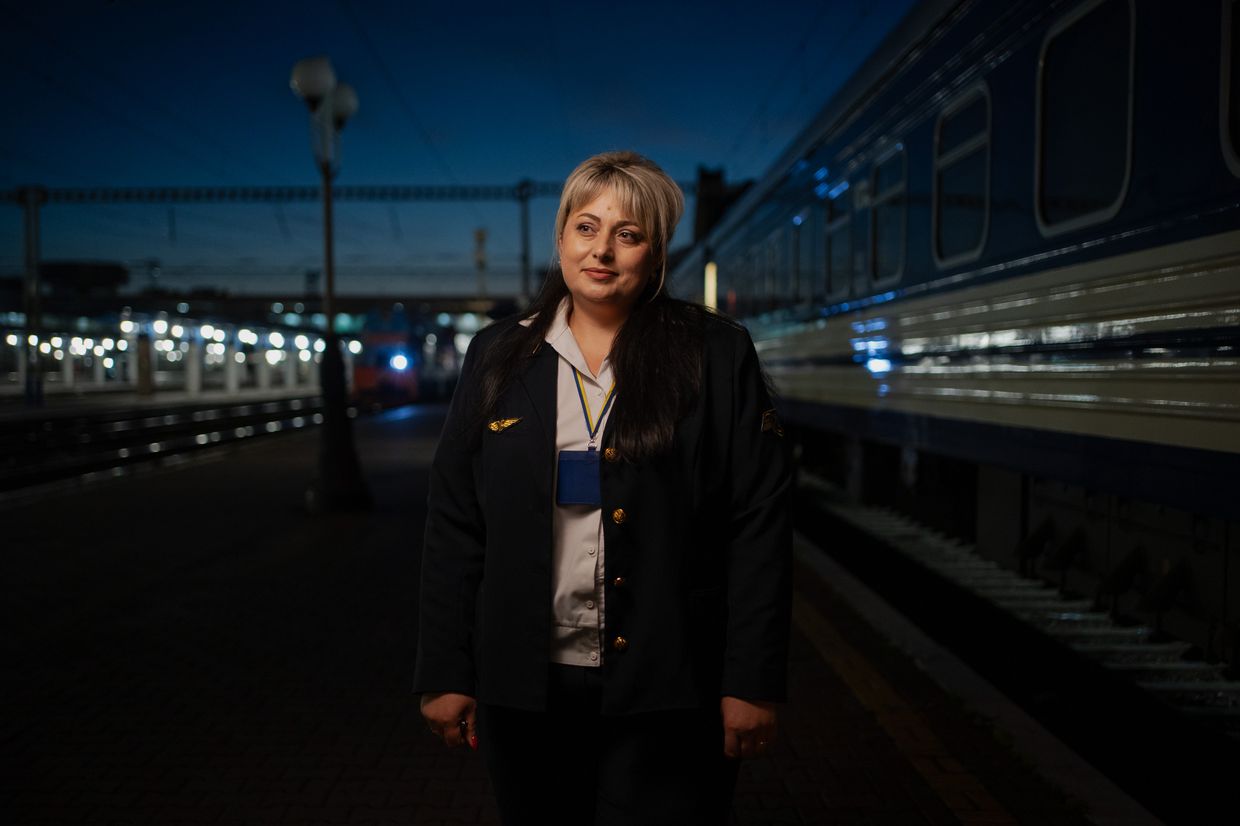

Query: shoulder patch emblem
[[761, 409, 783, 437], [488, 417, 523, 433]]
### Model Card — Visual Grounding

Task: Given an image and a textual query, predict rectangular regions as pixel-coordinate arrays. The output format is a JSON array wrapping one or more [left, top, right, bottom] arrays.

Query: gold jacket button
[[611, 635, 629, 652], [603, 447, 619, 462], [611, 508, 627, 524], [612, 576, 627, 587]]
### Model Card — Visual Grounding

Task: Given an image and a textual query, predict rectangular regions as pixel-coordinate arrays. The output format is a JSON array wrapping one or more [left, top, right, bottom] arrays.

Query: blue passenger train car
[[671, 0, 1240, 663]]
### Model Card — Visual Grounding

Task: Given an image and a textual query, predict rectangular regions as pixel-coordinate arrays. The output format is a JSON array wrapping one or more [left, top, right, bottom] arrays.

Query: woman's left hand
[[721, 696, 778, 759]]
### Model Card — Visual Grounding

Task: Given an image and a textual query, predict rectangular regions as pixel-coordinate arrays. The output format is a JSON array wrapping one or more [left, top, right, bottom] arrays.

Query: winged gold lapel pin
[[761, 409, 783, 437], [488, 417, 523, 433]]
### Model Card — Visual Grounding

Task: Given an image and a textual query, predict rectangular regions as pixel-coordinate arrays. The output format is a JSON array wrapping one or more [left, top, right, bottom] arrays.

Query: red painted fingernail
[[469, 734, 478, 751]]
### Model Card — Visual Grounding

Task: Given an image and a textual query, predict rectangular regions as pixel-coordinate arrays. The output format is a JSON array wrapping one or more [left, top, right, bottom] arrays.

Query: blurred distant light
[[283, 313, 301, 326], [265, 350, 281, 365], [390, 353, 409, 371], [120, 320, 135, 334], [171, 324, 184, 338], [454, 333, 472, 354], [149, 442, 162, 453], [272, 302, 284, 313], [39, 342, 51, 354], [4, 334, 16, 346], [196, 434, 209, 445], [117, 339, 128, 352], [200, 324, 215, 339], [93, 346, 105, 357], [347, 340, 362, 355], [28, 334, 38, 345], [792, 215, 803, 226], [238, 329, 258, 346], [294, 302, 305, 313], [153, 320, 168, 335], [234, 352, 246, 364], [299, 349, 312, 362], [103, 357, 114, 369], [294, 334, 309, 350], [268, 331, 285, 348], [211, 329, 225, 343], [50, 336, 63, 348], [177, 302, 189, 314], [865, 358, 892, 375], [84, 338, 94, 349], [827, 181, 850, 199], [426, 333, 438, 346], [313, 338, 325, 353], [53, 350, 64, 361], [437, 313, 451, 326], [102, 338, 115, 350], [814, 166, 829, 181]]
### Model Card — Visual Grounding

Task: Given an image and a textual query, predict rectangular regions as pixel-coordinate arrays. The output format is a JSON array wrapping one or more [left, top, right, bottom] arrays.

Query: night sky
[[1, 0, 915, 297]]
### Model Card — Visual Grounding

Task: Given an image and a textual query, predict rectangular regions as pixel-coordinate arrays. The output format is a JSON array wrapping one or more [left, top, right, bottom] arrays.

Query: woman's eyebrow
[[574, 211, 639, 227]]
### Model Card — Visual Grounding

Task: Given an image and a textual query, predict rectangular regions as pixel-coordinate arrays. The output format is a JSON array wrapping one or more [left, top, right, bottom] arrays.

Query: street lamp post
[[291, 56, 371, 511]]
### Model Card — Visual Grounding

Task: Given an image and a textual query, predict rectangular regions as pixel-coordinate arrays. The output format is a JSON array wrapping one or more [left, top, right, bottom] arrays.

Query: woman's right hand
[[420, 691, 478, 750]]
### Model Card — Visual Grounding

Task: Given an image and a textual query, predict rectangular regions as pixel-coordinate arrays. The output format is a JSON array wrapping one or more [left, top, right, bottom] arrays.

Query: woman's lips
[[583, 268, 617, 280]]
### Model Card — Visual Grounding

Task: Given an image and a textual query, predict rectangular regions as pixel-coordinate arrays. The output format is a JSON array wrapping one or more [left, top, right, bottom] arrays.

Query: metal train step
[[802, 473, 1239, 740]]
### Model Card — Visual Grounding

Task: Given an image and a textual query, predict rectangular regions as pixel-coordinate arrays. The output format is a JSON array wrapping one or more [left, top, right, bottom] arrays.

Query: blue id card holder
[[556, 448, 601, 506]]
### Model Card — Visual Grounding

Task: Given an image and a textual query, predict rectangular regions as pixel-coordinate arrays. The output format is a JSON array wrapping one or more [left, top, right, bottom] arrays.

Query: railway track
[[0, 394, 336, 495]]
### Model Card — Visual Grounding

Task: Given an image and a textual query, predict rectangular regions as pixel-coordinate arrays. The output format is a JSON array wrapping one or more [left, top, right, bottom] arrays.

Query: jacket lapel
[[517, 343, 558, 496]]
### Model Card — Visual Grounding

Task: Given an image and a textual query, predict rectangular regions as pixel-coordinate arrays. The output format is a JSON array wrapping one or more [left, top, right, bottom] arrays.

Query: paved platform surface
[[3, 406, 1104, 825]]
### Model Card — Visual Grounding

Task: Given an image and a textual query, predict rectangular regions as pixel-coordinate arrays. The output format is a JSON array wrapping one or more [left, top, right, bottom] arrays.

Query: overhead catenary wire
[[335, 0, 486, 225], [723, 1, 872, 175]]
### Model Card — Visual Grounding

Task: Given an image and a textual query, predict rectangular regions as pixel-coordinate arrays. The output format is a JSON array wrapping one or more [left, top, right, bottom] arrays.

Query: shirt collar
[[544, 297, 611, 381]]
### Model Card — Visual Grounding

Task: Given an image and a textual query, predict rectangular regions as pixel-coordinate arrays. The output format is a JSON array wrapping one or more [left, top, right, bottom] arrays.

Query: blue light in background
[[827, 181, 850, 199], [389, 353, 410, 371], [792, 215, 804, 226], [865, 358, 892, 375], [814, 182, 831, 199], [814, 166, 830, 181]]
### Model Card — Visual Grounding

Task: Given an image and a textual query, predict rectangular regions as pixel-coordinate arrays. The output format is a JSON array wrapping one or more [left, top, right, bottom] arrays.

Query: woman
[[415, 151, 792, 825]]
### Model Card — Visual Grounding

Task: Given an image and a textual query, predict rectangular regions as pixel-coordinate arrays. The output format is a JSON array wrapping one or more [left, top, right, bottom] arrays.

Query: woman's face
[[558, 188, 656, 316]]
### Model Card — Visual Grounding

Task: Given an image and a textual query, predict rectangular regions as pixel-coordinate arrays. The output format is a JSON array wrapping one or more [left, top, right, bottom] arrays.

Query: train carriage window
[[934, 85, 990, 266], [1036, 0, 1134, 235], [872, 147, 906, 284], [826, 186, 852, 295], [1224, 0, 1240, 174], [795, 208, 820, 304]]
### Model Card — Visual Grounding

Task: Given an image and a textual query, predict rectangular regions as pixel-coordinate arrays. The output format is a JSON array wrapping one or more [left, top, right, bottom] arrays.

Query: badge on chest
[[556, 369, 615, 508]]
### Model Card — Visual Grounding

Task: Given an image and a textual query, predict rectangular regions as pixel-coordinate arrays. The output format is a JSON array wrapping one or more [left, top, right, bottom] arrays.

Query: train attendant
[[415, 150, 792, 825]]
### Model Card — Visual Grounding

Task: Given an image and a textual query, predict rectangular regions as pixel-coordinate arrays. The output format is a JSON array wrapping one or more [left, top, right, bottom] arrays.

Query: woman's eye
[[618, 230, 640, 242], [577, 224, 595, 234]]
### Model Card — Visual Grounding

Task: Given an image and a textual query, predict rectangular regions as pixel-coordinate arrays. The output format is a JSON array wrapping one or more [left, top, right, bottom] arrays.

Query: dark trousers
[[477, 664, 739, 826]]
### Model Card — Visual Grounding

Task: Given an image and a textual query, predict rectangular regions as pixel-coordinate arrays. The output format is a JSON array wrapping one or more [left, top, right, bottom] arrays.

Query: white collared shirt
[[544, 298, 613, 667]]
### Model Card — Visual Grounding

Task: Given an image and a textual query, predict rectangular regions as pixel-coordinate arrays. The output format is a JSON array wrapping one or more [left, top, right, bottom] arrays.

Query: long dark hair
[[474, 272, 707, 462]]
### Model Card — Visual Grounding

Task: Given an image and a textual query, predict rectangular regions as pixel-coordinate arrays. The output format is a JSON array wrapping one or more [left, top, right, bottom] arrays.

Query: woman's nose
[[592, 239, 613, 260]]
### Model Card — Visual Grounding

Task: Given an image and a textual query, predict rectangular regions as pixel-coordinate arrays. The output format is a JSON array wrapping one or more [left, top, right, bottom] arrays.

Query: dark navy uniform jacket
[[413, 311, 793, 714]]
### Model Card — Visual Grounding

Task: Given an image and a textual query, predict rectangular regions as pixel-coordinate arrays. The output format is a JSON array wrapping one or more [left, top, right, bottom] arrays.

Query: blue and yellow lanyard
[[573, 368, 616, 450]]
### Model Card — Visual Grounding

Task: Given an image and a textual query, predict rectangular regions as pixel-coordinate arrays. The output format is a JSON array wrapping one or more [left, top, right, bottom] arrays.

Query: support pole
[[20, 186, 46, 407], [517, 179, 532, 305], [308, 157, 370, 512]]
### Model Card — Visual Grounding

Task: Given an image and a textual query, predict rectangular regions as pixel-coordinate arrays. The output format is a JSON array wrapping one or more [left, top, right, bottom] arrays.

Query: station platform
[[1, 406, 1158, 825], [0, 384, 318, 422]]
